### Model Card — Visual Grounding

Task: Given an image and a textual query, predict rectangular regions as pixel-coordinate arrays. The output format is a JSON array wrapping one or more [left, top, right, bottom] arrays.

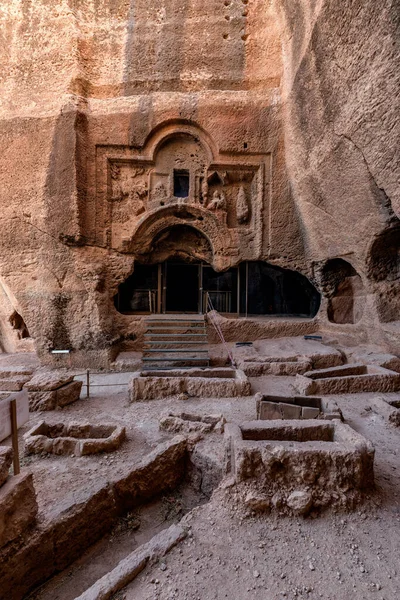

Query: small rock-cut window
[[173, 169, 190, 198]]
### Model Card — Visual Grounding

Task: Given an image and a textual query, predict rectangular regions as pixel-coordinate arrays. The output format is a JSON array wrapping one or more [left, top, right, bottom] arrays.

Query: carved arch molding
[[95, 120, 271, 271]]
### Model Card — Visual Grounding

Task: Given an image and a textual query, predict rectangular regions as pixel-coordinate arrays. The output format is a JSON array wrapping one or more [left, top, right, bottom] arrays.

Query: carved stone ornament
[[236, 185, 249, 224], [110, 164, 148, 216], [207, 190, 226, 211]]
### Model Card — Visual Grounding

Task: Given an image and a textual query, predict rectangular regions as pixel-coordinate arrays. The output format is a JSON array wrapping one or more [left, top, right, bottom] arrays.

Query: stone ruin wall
[[0, 0, 398, 366]]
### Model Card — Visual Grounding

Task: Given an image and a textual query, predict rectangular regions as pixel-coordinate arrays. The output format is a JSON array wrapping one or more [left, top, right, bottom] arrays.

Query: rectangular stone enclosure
[[130, 368, 251, 401], [225, 420, 374, 513], [24, 421, 125, 456], [255, 392, 342, 420], [295, 364, 400, 395]]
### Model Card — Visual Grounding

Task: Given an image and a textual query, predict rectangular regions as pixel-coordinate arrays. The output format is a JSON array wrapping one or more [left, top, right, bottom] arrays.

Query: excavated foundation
[[24, 421, 126, 457], [129, 368, 251, 401], [295, 364, 400, 396], [225, 420, 375, 515], [255, 393, 342, 420]]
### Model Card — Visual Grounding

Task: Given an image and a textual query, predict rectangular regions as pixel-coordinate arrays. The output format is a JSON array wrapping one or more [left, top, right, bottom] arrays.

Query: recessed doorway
[[165, 262, 199, 313]]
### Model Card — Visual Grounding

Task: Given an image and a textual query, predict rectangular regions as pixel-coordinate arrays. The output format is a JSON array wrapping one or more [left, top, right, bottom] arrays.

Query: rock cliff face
[[0, 1, 398, 364]]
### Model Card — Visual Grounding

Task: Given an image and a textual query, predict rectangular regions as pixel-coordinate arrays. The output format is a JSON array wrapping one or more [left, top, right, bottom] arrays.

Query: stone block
[[225, 420, 375, 514], [0, 376, 30, 392], [258, 401, 283, 420], [280, 403, 302, 419], [28, 380, 82, 411], [0, 446, 12, 487], [113, 435, 187, 512], [295, 364, 400, 396], [28, 390, 57, 411], [56, 380, 82, 407], [0, 526, 55, 600], [25, 371, 74, 391], [130, 368, 251, 401], [301, 406, 320, 419], [24, 421, 125, 456], [0, 473, 38, 548]]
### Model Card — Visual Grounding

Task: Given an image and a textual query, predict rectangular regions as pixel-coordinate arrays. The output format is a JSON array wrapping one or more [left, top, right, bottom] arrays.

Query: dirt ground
[[1, 338, 399, 600]]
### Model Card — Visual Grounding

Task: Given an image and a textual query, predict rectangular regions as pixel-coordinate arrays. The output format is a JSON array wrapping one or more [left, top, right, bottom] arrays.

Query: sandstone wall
[[275, 0, 400, 351], [0, 0, 398, 363]]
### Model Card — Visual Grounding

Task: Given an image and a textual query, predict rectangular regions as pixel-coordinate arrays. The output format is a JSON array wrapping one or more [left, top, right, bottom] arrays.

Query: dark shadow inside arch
[[242, 262, 320, 318], [320, 258, 364, 324], [367, 224, 400, 323], [114, 259, 320, 317]]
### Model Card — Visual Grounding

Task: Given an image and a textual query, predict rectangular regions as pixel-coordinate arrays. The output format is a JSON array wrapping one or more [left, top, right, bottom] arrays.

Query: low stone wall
[[24, 421, 126, 456], [0, 473, 38, 549], [206, 314, 319, 344], [295, 364, 400, 395], [239, 359, 313, 377], [130, 368, 251, 401], [255, 393, 342, 421], [0, 436, 187, 600], [225, 420, 375, 515]]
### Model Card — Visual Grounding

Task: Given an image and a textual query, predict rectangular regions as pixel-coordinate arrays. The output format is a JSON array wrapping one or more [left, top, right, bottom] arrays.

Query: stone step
[[143, 314, 209, 370]]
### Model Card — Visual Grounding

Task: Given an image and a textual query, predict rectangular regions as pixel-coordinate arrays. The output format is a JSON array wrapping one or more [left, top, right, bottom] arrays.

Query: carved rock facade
[[0, 0, 398, 366]]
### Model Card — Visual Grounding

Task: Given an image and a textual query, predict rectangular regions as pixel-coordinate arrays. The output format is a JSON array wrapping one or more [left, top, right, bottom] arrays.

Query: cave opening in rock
[[114, 260, 320, 317], [320, 258, 365, 324], [9, 310, 30, 339], [367, 225, 400, 323]]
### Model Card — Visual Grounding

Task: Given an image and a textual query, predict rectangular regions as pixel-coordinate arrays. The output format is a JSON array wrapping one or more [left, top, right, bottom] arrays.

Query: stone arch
[[143, 119, 218, 164], [127, 204, 234, 271], [367, 224, 400, 322], [320, 259, 365, 324]]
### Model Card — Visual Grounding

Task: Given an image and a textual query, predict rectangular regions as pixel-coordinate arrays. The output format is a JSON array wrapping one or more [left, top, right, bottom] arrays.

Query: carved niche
[[99, 125, 269, 254]]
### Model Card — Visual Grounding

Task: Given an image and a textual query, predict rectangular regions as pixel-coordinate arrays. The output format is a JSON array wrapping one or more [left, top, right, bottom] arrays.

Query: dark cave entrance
[[114, 261, 320, 318]]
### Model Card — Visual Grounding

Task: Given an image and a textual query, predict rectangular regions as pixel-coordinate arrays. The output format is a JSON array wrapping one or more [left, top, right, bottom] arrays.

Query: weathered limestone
[[240, 359, 312, 377], [225, 420, 375, 514], [0, 473, 38, 548], [114, 435, 187, 512], [0, 366, 34, 394], [0, 375, 31, 391], [24, 421, 126, 456], [368, 397, 400, 427], [295, 364, 400, 396], [25, 372, 82, 411], [130, 368, 251, 401], [255, 393, 342, 421], [74, 523, 187, 600], [0, 0, 398, 363], [160, 412, 226, 435], [0, 446, 13, 487]]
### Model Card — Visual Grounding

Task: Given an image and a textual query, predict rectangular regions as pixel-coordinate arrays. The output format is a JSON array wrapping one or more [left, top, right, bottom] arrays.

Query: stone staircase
[[142, 315, 209, 370]]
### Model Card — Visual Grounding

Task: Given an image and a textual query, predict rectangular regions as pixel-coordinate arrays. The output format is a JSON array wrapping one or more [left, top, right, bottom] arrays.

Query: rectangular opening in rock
[[173, 169, 190, 197]]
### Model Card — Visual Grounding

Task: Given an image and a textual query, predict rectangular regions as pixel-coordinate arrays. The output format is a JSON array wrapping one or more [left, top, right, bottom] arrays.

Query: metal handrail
[[205, 293, 236, 367]]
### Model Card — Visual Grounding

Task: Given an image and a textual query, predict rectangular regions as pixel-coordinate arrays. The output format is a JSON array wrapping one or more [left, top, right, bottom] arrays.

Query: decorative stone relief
[[98, 125, 269, 254], [110, 163, 149, 217], [236, 185, 249, 224], [207, 190, 226, 211]]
